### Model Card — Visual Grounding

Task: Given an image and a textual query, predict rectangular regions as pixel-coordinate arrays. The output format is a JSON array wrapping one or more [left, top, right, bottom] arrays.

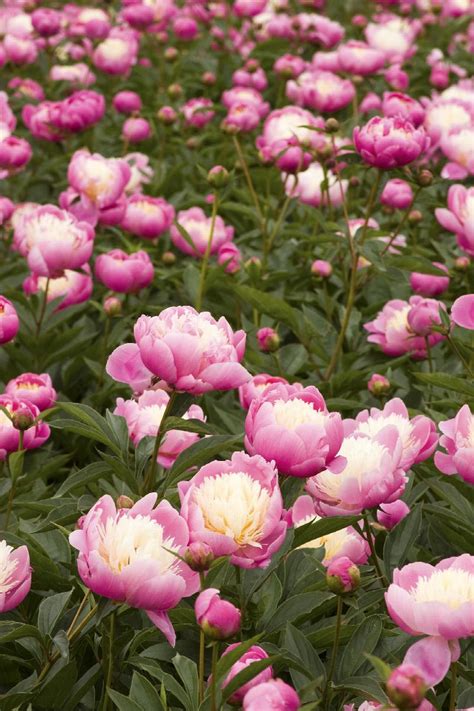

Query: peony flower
[[0, 395, 50, 460], [121, 195, 175, 240], [380, 179, 414, 210], [239, 374, 289, 410], [106, 344, 155, 394], [337, 40, 386, 75], [123, 153, 154, 195], [306, 427, 405, 515], [290, 495, 369, 565], [182, 98, 215, 128], [14, 205, 94, 277], [133, 306, 250, 394], [326, 556, 360, 594], [95, 250, 154, 294], [5, 373, 57, 411], [69, 494, 199, 646], [222, 87, 269, 117], [68, 150, 131, 210], [23, 267, 93, 312], [244, 382, 343, 478], [435, 404, 474, 485], [92, 33, 137, 75], [377, 500, 410, 529], [353, 116, 429, 169], [344, 398, 438, 471], [0, 136, 32, 172], [113, 90, 142, 114], [440, 127, 474, 179], [50, 63, 96, 87], [256, 106, 325, 167], [243, 679, 300, 711], [0, 296, 19, 344], [221, 644, 273, 704], [410, 263, 450, 297], [451, 294, 474, 330], [284, 162, 347, 208], [55, 90, 105, 135], [31, 8, 61, 37], [386, 664, 427, 710], [170, 207, 234, 257], [114, 389, 205, 469], [122, 117, 152, 143], [0, 540, 31, 612], [385, 554, 474, 639], [382, 92, 425, 128], [179, 451, 287, 569], [218, 242, 241, 274], [435, 185, 474, 256], [195, 588, 241, 640], [286, 70, 355, 113]]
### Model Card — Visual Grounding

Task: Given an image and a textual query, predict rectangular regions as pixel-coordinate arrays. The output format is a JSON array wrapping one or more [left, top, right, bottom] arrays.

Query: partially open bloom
[[114, 389, 205, 469], [284, 163, 347, 208], [170, 207, 234, 257], [133, 306, 250, 394], [0, 296, 19, 344], [182, 98, 215, 128], [311, 259, 333, 278], [113, 90, 142, 114], [243, 679, 300, 711], [380, 179, 414, 210], [5, 373, 57, 411], [385, 554, 474, 639], [218, 242, 241, 274], [367, 373, 390, 396], [377, 500, 410, 529], [50, 63, 96, 87], [0, 137, 32, 172], [256, 106, 324, 167], [286, 70, 355, 113], [222, 644, 273, 704], [195, 588, 241, 640], [435, 185, 474, 256], [338, 40, 386, 75], [106, 344, 155, 394], [92, 33, 137, 75], [69, 494, 199, 646], [95, 250, 154, 293], [306, 427, 405, 515], [31, 8, 61, 37], [23, 267, 93, 312], [0, 540, 31, 612], [440, 127, 474, 179], [121, 195, 175, 240], [68, 150, 131, 210], [386, 664, 427, 709], [354, 116, 429, 169], [122, 117, 152, 143], [407, 297, 445, 337], [410, 263, 450, 297], [382, 92, 425, 127], [245, 382, 343, 478], [326, 556, 360, 594], [0, 396, 50, 460], [179, 451, 286, 568], [344, 398, 438, 471], [435, 404, 474, 485], [451, 294, 474, 330], [239, 374, 289, 410]]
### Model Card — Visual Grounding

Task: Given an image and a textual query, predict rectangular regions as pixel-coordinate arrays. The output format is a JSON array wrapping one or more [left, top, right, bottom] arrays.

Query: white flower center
[[387, 305, 410, 332], [100, 38, 128, 61], [0, 540, 19, 593], [317, 436, 386, 497], [193, 472, 271, 547], [272, 399, 326, 430], [295, 514, 354, 562], [152, 312, 229, 353], [97, 514, 179, 575], [355, 414, 414, 456], [25, 213, 80, 248], [412, 569, 474, 608]]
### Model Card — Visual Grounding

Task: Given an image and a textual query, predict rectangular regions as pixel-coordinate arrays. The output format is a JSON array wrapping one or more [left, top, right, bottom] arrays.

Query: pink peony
[[5, 373, 57, 411], [435, 404, 474, 485], [112, 90, 142, 115], [256, 106, 325, 167], [170, 207, 234, 257], [382, 92, 425, 128], [353, 116, 429, 169], [410, 263, 450, 297], [243, 679, 300, 711], [435, 185, 474, 256], [179, 451, 287, 569], [0, 296, 19, 344], [195, 588, 241, 640], [377, 500, 410, 529], [338, 40, 386, 76], [69, 494, 199, 646], [451, 294, 474, 329], [95, 250, 154, 294], [106, 344, 155, 394], [68, 150, 131, 210], [284, 163, 347, 208], [122, 117, 152, 143], [0, 136, 32, 171], [244, 382, 343, 478], [92, 33, 137, 75], [222, 644, 273, 703], [380, 179, 414, 210], [182, 98, 215, 128], [239, 374, 289, 410], [121, 195, 175, 240], [0, 540, 31, 612], [23, 267, 93, 312], [0, 395, 50, 460], [386, 664, 427, 709], [286, 70, 355, 113]]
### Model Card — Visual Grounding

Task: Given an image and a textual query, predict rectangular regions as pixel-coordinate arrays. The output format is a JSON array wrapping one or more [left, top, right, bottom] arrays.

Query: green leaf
[[8, 450, 24, 482], [130, 671, 164, 710], [172, 655, 199, 710], [221, 657, 278, 703], [54, 461, 111, 497], [38, 590, 73, 637], [335, 676, 388, 703], [283, 623, 326, 689], [337, 616, 383, 680], [264, 592, 332, 633], [0, 622, 44, 645], [383, 504, 423, 575], [162, 417, 214, 436], [64, 664, 101, 711], [365, 654, 392, 682], [293, 516, 359, 548], [214, 635, 263, 682], [413, 372, 474, 398], [107, 689, 143, 711], [458, 686, 474, 707], [389, 256, 448, 276], [164, 434, 242, 486]]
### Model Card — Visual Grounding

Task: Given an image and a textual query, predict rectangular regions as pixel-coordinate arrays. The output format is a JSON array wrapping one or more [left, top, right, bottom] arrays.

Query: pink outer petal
[[77, 550, 125, 601], [404, 636, 451, 686], [121, 562, 186, 610], [198, 362, 251, 390], [146, 610, 176, 646], [138, 336, 178, 382], [451, 295, 474, 330]]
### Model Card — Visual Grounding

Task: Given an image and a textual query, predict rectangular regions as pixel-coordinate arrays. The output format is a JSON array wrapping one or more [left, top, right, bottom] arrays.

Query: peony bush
[[0, 0, 473, 710]]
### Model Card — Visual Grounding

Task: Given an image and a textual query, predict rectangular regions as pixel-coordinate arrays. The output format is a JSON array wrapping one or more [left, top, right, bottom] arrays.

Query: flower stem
[[35, 278, 50, 338], [5, 431, 24, 530], [196, 194, 218, 312], [199, 571, 206, 703], [101, 612, 115, 711], [323, 595, 343, 710], [232, 135, 265, 231], [449, 663, 457, 711], [142, 390, 177, 494], [381, 186, 422, 256], [363, 513, 388, 587], [210, 642, 219, 711], [263, 192, 292, 267]]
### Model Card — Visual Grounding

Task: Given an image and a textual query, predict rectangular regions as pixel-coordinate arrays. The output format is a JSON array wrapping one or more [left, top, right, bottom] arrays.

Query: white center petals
[[356, 414, 413, 454], [272, 399, 327, 430], [412, 569, 474, 608], [0, 540, 19, 593], [26, 213, 79, 248]]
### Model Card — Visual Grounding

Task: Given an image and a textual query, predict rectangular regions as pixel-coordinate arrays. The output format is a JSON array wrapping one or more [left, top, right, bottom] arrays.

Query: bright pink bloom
[[0, 396, 50, 460], [122, 117, 151, 143], [386, 664, 427, 709], [92, 33, 137, 75], [239, 374, 289, 410], [69, 494, 198, 646], [22, 101, 64, 142], [451, 294, 474, 329], [360, 92, 382, 114], [403, 636, 458, 689], [286, 70, 355, 113], [8, 75, 44, 100], [410, 263, 449, 297], [173, 17, 198, 40], [106, 344, 155, 394], [407, 297, 444, 337], [122, 4, 155, 29], [256, 106, 325, 167], [195, 588, 241, 640], [377, 500, 410, 529], [0, 540, 31, 612], [4, 34, 37, 65], [0, 296, 19, 344], [170, 207, 234, 257], [274, 54, 306, 79], [121, 195, 175, 239], [222, 87, 269, 117], [354, 116, 429, 169], [68, 150, 131, 210], [311, 50, 341, 73], [344, 398, 438, 470], [435, 404, 474, 485], [55, 90, 106, 135], [182, 98, 215, 128], [233, 64, 268, 92], [337, 40, 386, 76], [134, 306, 250, 394], [306, 427, 405, 515], [113, 91, 142, 115], [114, 389, 205, 469], [385, 554, 474, 639], [5, 373, 57, 411], [243, 679, 300, 711], [223, 103, 262, 133], [382, 92, 425, 127], [0, 197, 14, 225], [233, 0, 267, 17], [244, 382, 343, 478], [380, 179, 414, 210], [15, 205, 94, 277], [435, 185, 474, 256], [222, 644, 273, 703], [297, 14, 344, 48], [23, 267, 93, 312], [0, 136, 32, 171], [285, 163, 347, 207], [179, 451, 286, 568], [95, 250, 154, 293], [31, 8, 61, 37], [256, 327, 279, 352], [311, 259, 332, 277], [367, 373, 391, 396], [218, 241, 241, 274]]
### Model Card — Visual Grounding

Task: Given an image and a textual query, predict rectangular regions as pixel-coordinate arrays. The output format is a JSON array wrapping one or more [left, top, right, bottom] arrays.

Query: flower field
[[0, 0, 474, 709]]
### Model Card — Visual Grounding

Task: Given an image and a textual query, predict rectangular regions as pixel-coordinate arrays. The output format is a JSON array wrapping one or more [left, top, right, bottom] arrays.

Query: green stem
[[210, 642, 219, 711], [363, 513, 388, 587], [323, 595, 343, 710], [98, 317, 112, 387], [35, 278, 50, 338], [381, 186, 422, 256], [66, 590, 90, 637], [5, 431, 24, 529], [142, 391, 177, 494], [232, 135, 265, 230], [195, 194, 218, 312], [449, 663, 457, 711], [101, 612, 115, 711], [425, 337, 433, 373], [264, 192, 292, 267], [446, 334, 474, 377], [199, 571, 206, 703]]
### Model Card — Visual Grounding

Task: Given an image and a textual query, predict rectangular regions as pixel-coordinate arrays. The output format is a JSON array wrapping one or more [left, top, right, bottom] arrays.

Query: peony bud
[[367, 373, 390, 396], [202, 72, 216, 85], [417, 169, 433, 187], [257, 327, 280, 353], [326, 556, 360, 594], [103, 296, 122, 317], [195, 588, 241, 640], [455, 256, 470, 271], [162, 251, 176, 265], [157, 106, 178, 125], [168, 83, 183, 98], [207, 165, 230, 188], [164, 47, 179, 62], [311, 259, 332, 278], [116, 495, 134, 509], [12, 404, 35, 431], [325, 118, 339, 134], [184, 542, 214, 572], [408, 210, 422, 225], [386, 664, 427, 709]]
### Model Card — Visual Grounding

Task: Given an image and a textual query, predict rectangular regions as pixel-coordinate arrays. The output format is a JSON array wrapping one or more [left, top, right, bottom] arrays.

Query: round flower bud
[[157, 106, 178, 125], [162, 251, 176, 265], [367, 373, 391, 396], [208, 165, 230, 188], [202, 72, 216, 85], [386, 664, 427, 710], [325, 118, 340, 134], [184, 542, 214, 572], [408, 210, 423, 225], [257, 327, 280, 353], [195, 588, 241, 640], [168, 83, 183, 98], [417, 169, 433, 187], [455, 256, 470, 271], [311, 259, 332, 278], [116, 495, 134, 509], [103, 296, 122, 317], [12, 404, 35, 431], [164, 47, 178, 62], [326, 556, 360, 595]]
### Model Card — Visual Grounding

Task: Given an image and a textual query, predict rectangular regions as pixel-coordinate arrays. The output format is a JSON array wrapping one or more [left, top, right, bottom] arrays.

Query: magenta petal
[[403, 636, 451, 686], [146, 610, 176, 646]]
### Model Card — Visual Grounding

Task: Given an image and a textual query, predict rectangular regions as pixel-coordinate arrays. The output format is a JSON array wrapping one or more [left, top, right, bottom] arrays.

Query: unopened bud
[[368, 373, 391, 396], [162, 251, 176, 265], [386, 664, 427, 709], [157, 106, 178, 125], [326, 556, 360, 594], [455, 256, 470, 271], [207, 165, 229, 188], [257, 327, 280, 353], [186, 137, 200, 149], [311, 259, 332, 278], [12, 405, 35, 431], [417, 169, 433, 187], [167, 83, 183, 98], [408, 209, 422, 225], [103, 296, 122, 317], [325, 118, 339, 134], [202, 71, 216, 85], [116, 495, 134, 509], [164, 47, 178, 62], [184, 542, 214, 572]]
